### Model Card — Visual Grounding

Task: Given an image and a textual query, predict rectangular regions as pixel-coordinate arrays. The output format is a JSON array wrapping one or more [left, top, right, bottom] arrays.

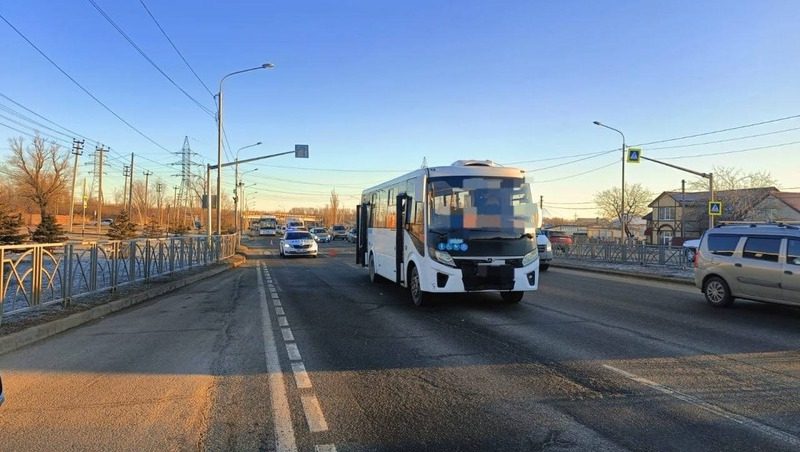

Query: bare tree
[[687, 165, 779, 221], [688, 165, 778, 192], [594, 183, 654, 236], [3, 136, 70, 217], [329, 189, 341, 225]]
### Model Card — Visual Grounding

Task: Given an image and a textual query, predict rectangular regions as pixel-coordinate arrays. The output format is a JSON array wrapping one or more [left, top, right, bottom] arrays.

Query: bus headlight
[[522, 248, 539, 266], [431, 249, 456, 267], [545, 242, 552, 253]]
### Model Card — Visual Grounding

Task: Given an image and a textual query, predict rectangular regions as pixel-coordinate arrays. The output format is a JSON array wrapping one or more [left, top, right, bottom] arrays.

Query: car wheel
[[369, 254, 380, 283], [540, 263, 549, 272], [703, 276, 734, 307], [409, 265, 429, 307], [500, 291, 524, 303]]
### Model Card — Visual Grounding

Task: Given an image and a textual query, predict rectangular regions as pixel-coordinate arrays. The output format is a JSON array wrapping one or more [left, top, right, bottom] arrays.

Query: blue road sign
[[708, 201, 722, 216]]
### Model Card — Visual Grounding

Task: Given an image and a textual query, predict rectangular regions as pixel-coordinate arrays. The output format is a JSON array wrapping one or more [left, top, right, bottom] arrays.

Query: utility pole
[[143, 170, 153, 223], [127, 153, 135, 215], [681, 180, 686, 240], [96, 145, 108, 234], [172, 185, 179, 228], [156, 183, 164, 228], [68, 139, 85, 233], [206, 164, 212, 237], [81, 178, 87, 236], [122, 165, 131, 208]]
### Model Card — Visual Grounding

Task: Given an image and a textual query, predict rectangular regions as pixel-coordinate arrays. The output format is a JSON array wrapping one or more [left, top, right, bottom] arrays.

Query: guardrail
[[554, 242, 692, 267], [1, 235, 237, 324]]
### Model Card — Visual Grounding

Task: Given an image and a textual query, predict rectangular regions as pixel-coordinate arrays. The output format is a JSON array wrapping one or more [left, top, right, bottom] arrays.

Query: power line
[[635, 114, 800, 147], [0, 11, 174, 154], [646, 126, 800, 151], [0, 92, 91, 142], [87, 0, 215, 117], [138, 0, 215, 98], [660, 140, 800, 161], [251, 163, 410, 174], [536, 160, 618, 184]]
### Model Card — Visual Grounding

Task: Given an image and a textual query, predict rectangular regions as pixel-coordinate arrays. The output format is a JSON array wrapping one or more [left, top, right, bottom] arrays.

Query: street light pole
[[593, 121, 626, 242], [234, 142, 262, 235], [216, 63, 273, 235]]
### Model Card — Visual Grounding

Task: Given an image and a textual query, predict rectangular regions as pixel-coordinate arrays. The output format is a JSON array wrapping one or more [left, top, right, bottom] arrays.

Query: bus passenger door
[[356, 203, 369, 266], [396, 194, 411, 285]]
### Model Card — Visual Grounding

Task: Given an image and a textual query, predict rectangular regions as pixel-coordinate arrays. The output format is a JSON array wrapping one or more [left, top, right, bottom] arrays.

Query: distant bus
[[356, 160, 541, 306], [258, 215, 279, 236]]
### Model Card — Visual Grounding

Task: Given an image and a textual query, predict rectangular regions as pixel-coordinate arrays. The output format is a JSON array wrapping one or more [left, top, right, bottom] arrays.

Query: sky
[[1, 0, 799, 217]]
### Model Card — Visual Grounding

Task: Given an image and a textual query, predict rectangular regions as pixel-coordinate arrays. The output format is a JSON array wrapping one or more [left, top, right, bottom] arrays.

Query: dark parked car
[[545, 230, 573, 250], [346, 228, 358, 243]]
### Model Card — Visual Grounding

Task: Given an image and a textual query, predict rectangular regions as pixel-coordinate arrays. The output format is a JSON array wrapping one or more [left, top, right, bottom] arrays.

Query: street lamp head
[[593, 121, 602, 126], [256, 141, 263, 145], [262, 63, 275, 69]]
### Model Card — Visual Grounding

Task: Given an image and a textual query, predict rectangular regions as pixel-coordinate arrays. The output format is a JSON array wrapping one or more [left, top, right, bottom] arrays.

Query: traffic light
[[627, 147, 642, 163]]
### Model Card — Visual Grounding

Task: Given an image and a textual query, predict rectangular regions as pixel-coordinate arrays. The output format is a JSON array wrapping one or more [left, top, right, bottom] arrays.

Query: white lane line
[[286, 343, 302, 361], [603, 364, 800, 447], [291, 362, 312, 389], [315, 444, 337, 452], [276, 307, 285, 316], [300, 395, 329, 432], [278, 316, 289, 327], [282, 327, 295, 342], [257, 264, 298, 452]]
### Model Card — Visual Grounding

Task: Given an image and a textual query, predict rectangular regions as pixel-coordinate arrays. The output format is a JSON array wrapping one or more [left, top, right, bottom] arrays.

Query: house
[[645, 187, 790, 245], [743, 192, 800, 223]]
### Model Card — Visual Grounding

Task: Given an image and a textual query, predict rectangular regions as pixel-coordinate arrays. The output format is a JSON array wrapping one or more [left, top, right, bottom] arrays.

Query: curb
[[551, 261, 695, 286], [0, 255, 246, 356]]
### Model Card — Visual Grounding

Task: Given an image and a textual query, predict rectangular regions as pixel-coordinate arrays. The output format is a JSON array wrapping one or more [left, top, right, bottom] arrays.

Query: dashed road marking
[[282, 327, 295, 341], [286, 343, 302, 361], [257, 264, 297, 452], [291, 362, 312, 389], [315, 445, 337, 452], [276, 307, 285, 316], [603, 364, 800, 447], [278, 316, 289, 327], [300, 395, 329, 432]]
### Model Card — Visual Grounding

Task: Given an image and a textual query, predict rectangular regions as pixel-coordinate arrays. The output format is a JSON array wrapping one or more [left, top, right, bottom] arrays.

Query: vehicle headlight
[[431, 249, 456, 267], [522, 248, 539, 266], [283, 243, 291, 249], [545, 242, 552, 252]]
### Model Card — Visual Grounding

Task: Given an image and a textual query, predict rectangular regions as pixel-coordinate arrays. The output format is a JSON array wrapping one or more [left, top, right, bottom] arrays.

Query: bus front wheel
[[369, 254, 379, 283], [409, 265, 429, 307]]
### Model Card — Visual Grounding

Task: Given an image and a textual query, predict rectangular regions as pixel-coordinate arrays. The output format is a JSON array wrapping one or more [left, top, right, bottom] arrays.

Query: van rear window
[[706, 234, 740, 256]]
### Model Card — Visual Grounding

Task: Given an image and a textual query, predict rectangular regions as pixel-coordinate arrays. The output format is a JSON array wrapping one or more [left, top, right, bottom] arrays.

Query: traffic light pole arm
[[638, 155, 715, 229], [639, 155, 709, 180], [209, 150, 294, 170]]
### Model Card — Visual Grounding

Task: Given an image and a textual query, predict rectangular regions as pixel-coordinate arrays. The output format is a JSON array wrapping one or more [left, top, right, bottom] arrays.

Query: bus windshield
[[427, 176, 538, 240]]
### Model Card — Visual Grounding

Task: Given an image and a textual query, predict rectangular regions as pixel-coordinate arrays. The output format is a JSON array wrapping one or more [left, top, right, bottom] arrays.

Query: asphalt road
[[2, 237, 800, 451]]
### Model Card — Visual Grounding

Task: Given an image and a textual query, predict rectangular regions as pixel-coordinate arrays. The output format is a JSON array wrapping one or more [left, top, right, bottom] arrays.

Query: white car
[[537, 233, 553, 271], [683, 238, 701, 262], [310, 227, 331, 243], [279, 230, 318, 258]]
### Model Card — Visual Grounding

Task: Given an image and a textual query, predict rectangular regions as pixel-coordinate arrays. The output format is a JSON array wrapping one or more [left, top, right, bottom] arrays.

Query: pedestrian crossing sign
[[708, 201, 722, 216], [627, 147, 642, 163]]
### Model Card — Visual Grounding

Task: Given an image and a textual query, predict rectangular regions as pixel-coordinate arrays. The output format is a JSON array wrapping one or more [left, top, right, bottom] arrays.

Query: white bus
[[356, 160, 541, 306], [258, 215, 279, 236]]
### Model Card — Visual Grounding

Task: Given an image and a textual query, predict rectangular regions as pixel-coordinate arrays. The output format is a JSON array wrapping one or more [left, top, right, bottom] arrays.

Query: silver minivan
[[694, 223, 800, 307]]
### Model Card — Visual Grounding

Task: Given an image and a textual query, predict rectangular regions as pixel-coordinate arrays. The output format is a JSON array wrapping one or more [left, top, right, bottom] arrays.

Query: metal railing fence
[[554, 242, 691, 267], [1, 235, 237, 324]]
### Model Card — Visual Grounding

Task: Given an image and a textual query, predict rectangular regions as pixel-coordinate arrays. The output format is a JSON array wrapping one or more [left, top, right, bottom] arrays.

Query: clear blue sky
[[1, 1, 799, 216]]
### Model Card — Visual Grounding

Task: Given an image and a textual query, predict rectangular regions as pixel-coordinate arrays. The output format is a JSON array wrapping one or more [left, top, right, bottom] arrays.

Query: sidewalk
[[0, 255, 245, 355]]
